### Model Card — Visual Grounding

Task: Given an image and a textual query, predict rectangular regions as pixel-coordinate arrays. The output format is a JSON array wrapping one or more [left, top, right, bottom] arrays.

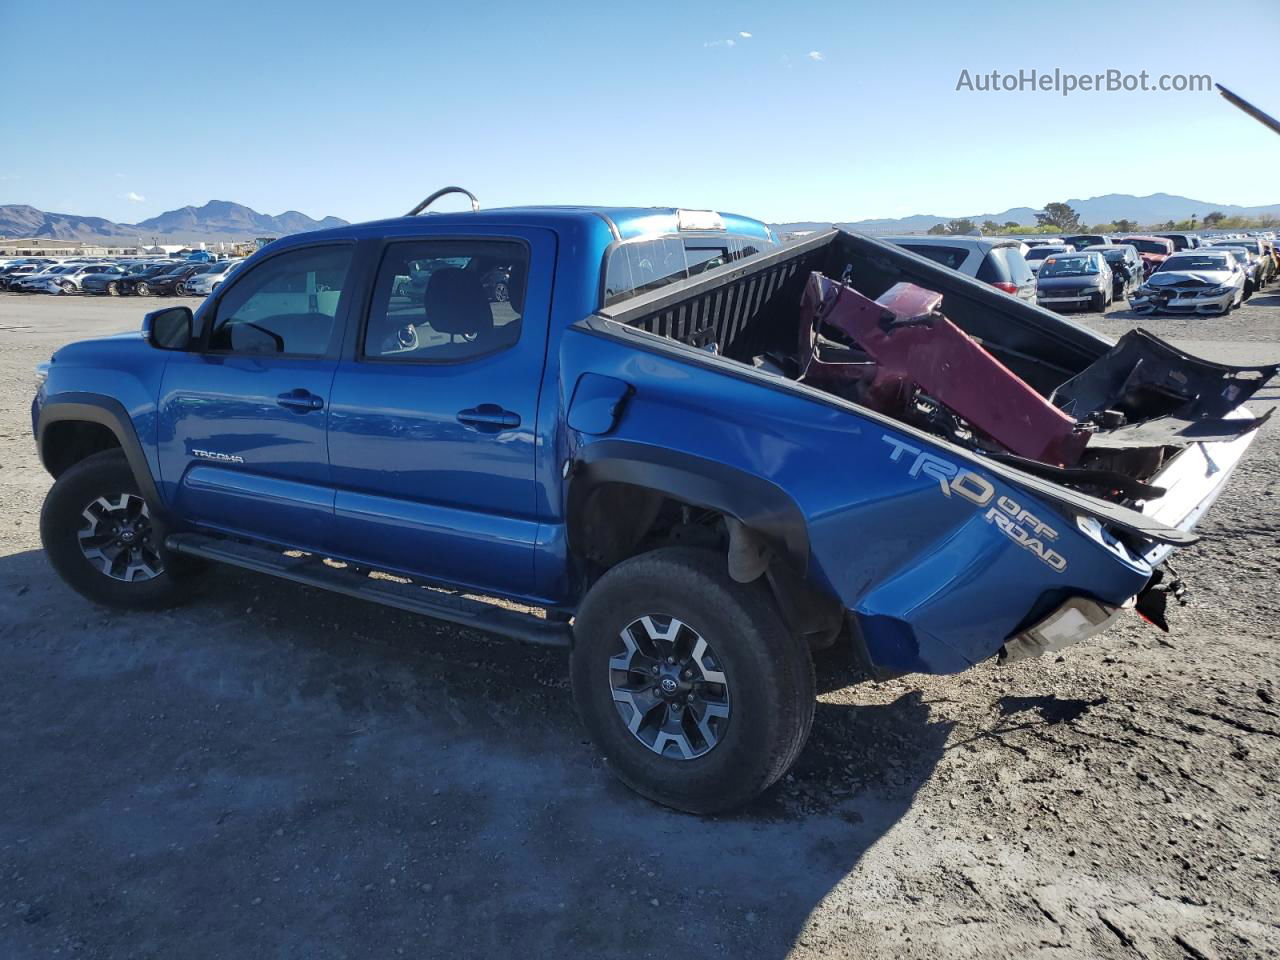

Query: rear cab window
[[602, 234, 769, 307]]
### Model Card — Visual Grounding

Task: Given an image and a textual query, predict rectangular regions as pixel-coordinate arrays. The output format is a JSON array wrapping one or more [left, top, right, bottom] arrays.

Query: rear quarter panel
[[558, 326, 1152, 675]]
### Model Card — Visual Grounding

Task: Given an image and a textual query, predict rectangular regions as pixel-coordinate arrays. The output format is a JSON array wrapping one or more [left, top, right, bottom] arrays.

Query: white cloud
[[739, 31, 752, 38], [124, 191, 146, 203], [807, 50, 824, 61], [703, 36, 741, 47]]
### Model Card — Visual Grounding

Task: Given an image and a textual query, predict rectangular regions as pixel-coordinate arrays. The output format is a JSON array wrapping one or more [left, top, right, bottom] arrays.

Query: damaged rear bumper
[[1000, 596, 1122, 664]]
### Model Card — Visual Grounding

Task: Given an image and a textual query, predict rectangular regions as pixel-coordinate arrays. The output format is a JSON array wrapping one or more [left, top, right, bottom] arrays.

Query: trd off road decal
[[883, 435, 1067, 572]]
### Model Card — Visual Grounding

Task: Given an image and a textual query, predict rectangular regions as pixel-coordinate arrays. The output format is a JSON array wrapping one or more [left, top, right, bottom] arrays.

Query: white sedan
[[183, 259, 245, 296], [1131, 250, 1247, 316]]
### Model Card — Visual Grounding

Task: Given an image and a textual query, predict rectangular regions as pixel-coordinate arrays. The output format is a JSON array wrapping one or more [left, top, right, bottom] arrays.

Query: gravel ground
[[1, 291, 1277, 960]]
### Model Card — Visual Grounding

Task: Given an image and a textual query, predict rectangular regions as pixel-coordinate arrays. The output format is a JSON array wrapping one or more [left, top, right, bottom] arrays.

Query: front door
[[325, 229, 555, 598], [156, 242, 356, 551]]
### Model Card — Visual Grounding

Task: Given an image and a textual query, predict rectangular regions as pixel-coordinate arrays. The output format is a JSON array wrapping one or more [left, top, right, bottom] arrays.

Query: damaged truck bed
[[570, 229, 1276, 672]]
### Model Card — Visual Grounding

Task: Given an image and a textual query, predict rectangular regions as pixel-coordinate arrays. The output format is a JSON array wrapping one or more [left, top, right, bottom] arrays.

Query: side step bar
[[165, 533, 573, 647]]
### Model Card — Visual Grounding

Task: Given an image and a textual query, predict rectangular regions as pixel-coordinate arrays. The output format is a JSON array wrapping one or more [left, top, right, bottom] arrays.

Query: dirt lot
[[1, 291, 1278, 960]]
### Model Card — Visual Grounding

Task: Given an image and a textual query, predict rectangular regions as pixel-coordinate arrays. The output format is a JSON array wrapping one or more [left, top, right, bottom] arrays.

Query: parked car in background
[[1208, 238, 1275, 285], [0, 262, 51, 289], [1118, 235, 1175, 276], [79, 265, 134, 296], [1024, 243, 1075, 274], [1035, 251, 1113, 311], [1131, 249, 1247, 315], [882, 236, 1037, 301], [183, 258, 244, 296], [1207, 244, 1264, 296], [117, 262, 184, 296], [1156, 232, 1203, 252], [1081, 244, 1144, 301], [41, 263, 118, 294], [1022, 238, 1064, 248], [141, 262, 214, 297], [10, 264, 78, 292], [1062, 234, 1111, 249]]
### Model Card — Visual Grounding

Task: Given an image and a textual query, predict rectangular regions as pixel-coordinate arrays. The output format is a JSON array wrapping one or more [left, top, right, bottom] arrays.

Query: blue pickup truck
[[32, 193, 1276, 812]]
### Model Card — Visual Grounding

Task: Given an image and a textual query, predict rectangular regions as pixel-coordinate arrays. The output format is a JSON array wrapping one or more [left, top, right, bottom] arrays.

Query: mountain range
[[5, 192, 1278, 244], [0, 200, 348, 243], [775, 193, 1280, 235]]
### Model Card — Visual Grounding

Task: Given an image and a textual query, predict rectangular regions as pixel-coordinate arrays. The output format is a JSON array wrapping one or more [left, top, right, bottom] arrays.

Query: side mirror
[[142, 306, 193, 351]]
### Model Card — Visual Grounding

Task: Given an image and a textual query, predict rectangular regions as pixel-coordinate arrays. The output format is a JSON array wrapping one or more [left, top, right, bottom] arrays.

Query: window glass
[[363, 240, 528, 362], [1039, 256, 1098, 278], [901, 244, 969, 271], [209, 245, 351, 356], [977, 246, 1034, 285], [602, 235, 766, 306]]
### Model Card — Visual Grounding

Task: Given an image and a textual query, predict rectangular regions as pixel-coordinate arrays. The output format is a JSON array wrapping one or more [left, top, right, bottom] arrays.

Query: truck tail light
[[991, 281, 1019, 295]]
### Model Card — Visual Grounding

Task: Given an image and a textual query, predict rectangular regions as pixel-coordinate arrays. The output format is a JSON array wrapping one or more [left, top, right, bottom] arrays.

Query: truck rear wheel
[[571, 547, 815, 814], [40, 450, 197, 610]]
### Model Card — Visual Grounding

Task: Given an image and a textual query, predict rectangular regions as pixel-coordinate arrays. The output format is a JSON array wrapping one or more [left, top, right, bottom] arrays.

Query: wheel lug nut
[[651, 665, 659, 675], [686, 694, 694, 703], [666, 657, 675, 665]]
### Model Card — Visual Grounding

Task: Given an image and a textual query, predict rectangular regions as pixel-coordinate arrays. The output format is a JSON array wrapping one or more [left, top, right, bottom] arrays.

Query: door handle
[[457, 403, 521, 432], [276, 390, 324, 412]]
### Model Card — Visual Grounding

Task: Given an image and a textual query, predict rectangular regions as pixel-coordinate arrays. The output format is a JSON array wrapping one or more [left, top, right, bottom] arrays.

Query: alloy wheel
[[76, 493, 164, 582], [608, 614, 731, 759]]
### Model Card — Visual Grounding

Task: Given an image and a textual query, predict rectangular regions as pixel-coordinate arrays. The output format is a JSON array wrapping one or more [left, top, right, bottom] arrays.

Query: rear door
[[156, 241, 357, 551], [325, 227, 555, 598]]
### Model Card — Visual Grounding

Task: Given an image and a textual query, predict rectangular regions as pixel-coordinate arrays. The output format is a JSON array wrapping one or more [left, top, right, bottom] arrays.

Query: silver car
[[1131, 250, 1247, 316]]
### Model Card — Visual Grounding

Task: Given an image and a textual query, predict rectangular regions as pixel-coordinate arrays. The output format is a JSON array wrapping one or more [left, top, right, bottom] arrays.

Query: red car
[[1118, 235, 1175, 276]]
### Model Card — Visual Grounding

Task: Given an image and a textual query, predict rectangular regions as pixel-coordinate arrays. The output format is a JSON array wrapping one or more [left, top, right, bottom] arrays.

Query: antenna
[[406, 187, 480, 217]]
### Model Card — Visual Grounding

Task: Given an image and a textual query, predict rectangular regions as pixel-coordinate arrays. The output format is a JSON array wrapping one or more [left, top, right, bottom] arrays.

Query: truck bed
[[582, 229, 1276, 555]]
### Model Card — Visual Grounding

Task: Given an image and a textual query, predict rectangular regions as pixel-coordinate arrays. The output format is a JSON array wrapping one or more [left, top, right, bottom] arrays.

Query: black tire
[[571, 547, 815, 814], [40, 449, 197, 610], [175, 282, 187, 296], [107, 281, 119, 296], [136, 281, 151, 296], [1090, 291, 1107, 312]]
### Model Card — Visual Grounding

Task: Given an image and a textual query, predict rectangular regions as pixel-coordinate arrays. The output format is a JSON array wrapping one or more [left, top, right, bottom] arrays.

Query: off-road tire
[[41, 450, 197, 610], [572, 547, 815, 814]]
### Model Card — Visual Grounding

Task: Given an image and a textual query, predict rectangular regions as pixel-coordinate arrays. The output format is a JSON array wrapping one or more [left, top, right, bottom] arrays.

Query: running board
[[164, 533, 573, 647]]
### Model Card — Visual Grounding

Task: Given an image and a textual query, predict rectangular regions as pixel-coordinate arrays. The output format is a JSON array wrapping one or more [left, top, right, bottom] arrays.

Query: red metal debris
[[800, 273, 1091, 466]]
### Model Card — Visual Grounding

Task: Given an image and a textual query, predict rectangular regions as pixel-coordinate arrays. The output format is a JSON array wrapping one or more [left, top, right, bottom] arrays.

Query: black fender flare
[[37, 392, 164, 510], [566, 439, 810, 575]]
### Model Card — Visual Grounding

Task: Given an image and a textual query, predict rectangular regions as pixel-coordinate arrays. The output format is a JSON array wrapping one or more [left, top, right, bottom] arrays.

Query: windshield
[[1039, 256, 1099, 278], [1158, 256, 1230, 272]]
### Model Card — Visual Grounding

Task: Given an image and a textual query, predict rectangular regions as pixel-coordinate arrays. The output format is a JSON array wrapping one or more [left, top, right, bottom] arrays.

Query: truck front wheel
[[40, 450, 197, 610], [571, 547, 815, 814]]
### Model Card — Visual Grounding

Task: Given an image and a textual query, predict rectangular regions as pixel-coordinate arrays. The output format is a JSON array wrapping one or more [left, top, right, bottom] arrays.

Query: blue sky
[[2, 0, 1277, 225]]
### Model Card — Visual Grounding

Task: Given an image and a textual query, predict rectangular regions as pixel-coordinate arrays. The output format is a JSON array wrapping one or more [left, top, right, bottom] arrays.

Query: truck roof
[[297, 206, 775, 245]]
